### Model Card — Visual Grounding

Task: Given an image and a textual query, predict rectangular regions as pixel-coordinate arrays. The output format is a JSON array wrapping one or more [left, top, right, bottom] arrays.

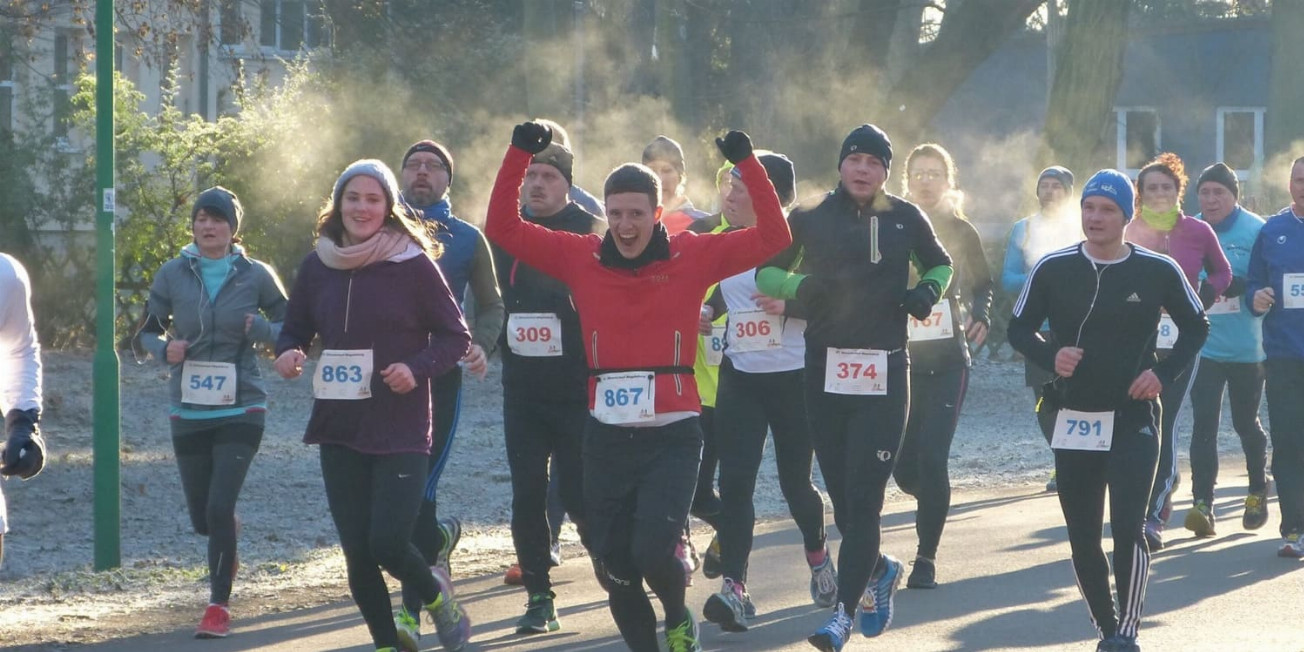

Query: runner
[[393, 140, 505, 650], [140, 187, 288, 639], [273, 160, 472, 652], [1246, 155, 1304, 559], [0, 252, 44, 569], [644, 135, 710, 235], [700, 151, 833, 634], [485, 122, 791, 652], [896, 144, 993, 589], [1002, 165, 1080, 492], [1124, 153, 1230, 550], [534, 118, 606, 218], [754, 123, 954, 651], [1185, 162, 1269, 537], [492, 138, 603, 633], [1009, 169, 1208, 652]]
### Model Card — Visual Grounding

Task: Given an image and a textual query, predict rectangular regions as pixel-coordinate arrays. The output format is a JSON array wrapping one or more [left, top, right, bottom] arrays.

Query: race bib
[[1156, 314, 1178, 350], [1284, 274, 1304, 310], [823, 348, 888, 395], [181, 360, 237, 406], [907, 299, 955, 342], [507, 313, 563, 357], [313, 349, 373, 400], [728, 308, 783, 353], [1051, 409, 1115, 451], [593, 372, 656, 425], [1206, 294, 1241, 315], [705, 325, 726, 366]]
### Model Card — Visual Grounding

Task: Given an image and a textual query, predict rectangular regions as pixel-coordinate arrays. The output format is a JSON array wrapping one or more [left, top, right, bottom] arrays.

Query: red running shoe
[[195, 603, 230, 638]]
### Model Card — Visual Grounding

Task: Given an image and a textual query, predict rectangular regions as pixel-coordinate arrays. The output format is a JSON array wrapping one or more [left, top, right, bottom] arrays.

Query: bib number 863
[[603, 387, 644, 407], [321, 365, 364, 383]]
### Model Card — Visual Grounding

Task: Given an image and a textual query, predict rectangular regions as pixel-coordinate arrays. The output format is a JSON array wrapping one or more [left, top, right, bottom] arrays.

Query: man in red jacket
[[486, 122, 791, 652]]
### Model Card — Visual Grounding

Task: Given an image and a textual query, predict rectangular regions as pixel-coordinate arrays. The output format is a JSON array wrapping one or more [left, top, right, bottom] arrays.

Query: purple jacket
[[276, 251, 470, 455], [1125, 213, 1231, 294]]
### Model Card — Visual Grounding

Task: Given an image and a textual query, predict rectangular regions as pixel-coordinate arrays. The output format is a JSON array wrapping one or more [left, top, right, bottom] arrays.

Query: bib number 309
[[823, 348, 888, 395], [313, 349, 373, 400], [181, 360, 237, 406], [507, 313, 563, 357], [593, 372, 656, 425], [1051, 409, 1115, 451]]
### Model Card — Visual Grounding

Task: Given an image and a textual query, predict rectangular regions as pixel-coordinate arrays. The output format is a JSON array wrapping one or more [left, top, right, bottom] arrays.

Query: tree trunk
[[1265, 0, 1304, 172], [1038, 0, 1132, 177]]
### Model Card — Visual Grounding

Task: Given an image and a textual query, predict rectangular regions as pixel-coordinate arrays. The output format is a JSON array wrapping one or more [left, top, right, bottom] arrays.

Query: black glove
[[2, 408, 45, 480], [902, 280, 941, 321], [715, 130, 754, 165], [511, 121, 552, 155], [1198, 280, 1218, 310], [1225, 276, 1247, 299], [795, 275, 830, 306]]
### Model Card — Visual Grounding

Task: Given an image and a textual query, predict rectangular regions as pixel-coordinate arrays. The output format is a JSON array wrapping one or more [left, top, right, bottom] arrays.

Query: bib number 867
[[321, 365, 364, 383], [603, 387, 644, 407], [835, 362, 878, 380], [188, 375, 227, 390]]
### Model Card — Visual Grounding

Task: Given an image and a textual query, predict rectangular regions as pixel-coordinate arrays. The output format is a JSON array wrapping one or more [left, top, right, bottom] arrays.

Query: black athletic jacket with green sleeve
[[1008, 243, 1209, 412]]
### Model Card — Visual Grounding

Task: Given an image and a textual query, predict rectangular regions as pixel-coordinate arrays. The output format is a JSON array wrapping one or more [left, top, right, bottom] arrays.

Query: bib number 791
[[1051, 409, 1115, 451]]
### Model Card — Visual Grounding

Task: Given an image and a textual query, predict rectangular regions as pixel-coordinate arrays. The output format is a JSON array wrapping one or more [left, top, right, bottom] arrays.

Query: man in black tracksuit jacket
[[1009, 169, 1207, 652], [492, 142, 605, 633]]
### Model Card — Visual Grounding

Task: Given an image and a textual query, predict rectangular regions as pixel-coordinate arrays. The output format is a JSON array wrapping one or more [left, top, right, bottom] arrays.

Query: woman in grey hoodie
[[140, 186, 288, 638]]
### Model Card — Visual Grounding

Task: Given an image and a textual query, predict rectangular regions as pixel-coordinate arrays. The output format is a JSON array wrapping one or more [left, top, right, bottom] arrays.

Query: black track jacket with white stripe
[[1008, 243, 1209, 412]]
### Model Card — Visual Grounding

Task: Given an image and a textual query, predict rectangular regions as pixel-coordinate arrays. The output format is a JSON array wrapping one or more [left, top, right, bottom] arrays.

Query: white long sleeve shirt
[[0, 253, 42, 414]]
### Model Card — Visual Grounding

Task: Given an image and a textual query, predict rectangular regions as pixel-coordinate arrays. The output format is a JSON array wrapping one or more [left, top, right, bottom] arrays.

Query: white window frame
[[52, 30, 80, 151], [0, 47, 14, 134], [1115, 107, 1161, 178], [258, 0, 326, 56], [1215, 107, 1265, 181]]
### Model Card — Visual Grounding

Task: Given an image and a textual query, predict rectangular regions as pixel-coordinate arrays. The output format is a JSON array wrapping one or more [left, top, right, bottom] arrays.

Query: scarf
[[599, 222, 672, 270], [316, 227, 416, 270], [1139, 206, 1180, 232]]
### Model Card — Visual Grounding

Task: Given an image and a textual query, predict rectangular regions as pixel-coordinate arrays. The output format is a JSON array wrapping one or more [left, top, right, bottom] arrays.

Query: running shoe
[[702, 533, 723, 579], [742, 588, 757, 618], [194, 603, 230, 639], [676, 535, 699, 586], [807, 603, 853, 652], [1243, 488, 1269, 531], [434, 516, 462, 577], [1183, 500, 1216, 537], [1143, 520, 1164, 551], [665, 607, 703, 652], [703, 578, 749, 632], [504, 563, 524, 585], [808, 546, 838, 608], [394, 606, 421, 652], [425, 566, 471, 651], [515, 591, 561, 634], [1278, 532, 1304, 559], [858, 554, 902, 637], [907, 556, 937, 589], [1045, 470, 1057, 493], [1104, 634, 1141, 651], [549, 539, 562, 567]]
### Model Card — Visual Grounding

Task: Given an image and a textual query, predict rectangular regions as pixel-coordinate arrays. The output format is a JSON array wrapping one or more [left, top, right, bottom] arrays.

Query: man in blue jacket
[[1247, 155, 1304, 559]]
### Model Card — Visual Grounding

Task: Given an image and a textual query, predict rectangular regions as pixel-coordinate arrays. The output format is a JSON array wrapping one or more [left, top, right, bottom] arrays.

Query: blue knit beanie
[[1080, 169, 1135, 222], [333, 159, 401, 213]]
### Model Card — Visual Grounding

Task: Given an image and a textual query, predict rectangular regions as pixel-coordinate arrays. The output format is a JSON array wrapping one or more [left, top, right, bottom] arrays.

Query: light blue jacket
[[1198, 206, 1264, 363]]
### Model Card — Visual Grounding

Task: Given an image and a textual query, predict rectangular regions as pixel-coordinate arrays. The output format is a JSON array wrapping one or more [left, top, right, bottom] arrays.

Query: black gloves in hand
[[715, 130, 754, 165], [2, 408, 45, 480], [1225, 276, 1247, 299], [902, 280, 941, 321], [1198, 280, 1218, 310], [511, 122, 552, 155]]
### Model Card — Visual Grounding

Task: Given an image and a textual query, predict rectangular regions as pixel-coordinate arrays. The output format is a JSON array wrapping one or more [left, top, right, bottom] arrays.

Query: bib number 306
[[313, 349, 373, 400], [1050, 409, 1115, 451], [593, 372, 656, 425], [823, 348, 888, 395]]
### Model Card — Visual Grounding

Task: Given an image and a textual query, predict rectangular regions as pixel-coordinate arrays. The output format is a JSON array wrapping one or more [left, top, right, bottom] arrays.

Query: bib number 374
[[593, 372, 656, 425], [1051, 409, 1115, 451], [313, 349, 373, 400], [181, 360, 237, 406], [823, 348, 888, 395]]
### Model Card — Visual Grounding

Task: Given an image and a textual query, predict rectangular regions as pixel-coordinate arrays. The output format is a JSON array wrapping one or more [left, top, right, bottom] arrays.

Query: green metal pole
[[92, 0, 120, 571]]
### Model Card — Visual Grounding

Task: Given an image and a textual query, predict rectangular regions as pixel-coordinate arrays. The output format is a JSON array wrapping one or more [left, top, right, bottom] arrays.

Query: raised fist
[[512, 122, 553, 154], [715, 130, 754, 165]]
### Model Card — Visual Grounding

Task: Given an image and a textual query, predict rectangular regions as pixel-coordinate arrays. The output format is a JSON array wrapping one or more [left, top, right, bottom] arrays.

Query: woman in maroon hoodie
[[274, 160, 472, 652]]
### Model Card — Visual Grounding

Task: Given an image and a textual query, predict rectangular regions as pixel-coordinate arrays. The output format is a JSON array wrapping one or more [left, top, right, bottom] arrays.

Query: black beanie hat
[[731, 151, 796, 206], [1197, 162, 1239, 199], [642, 135, 687, 175], [839, 124, 893, 170], [533, 143, 574, 187], [402, 140, 454, 185], [1037, 166, 1075, 195], [191, 186, 243, 235]]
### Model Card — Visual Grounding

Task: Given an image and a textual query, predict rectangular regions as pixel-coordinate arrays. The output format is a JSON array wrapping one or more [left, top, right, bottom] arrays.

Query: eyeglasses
[[909, 170, 945, 182], [404, 160, 446, 172]]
